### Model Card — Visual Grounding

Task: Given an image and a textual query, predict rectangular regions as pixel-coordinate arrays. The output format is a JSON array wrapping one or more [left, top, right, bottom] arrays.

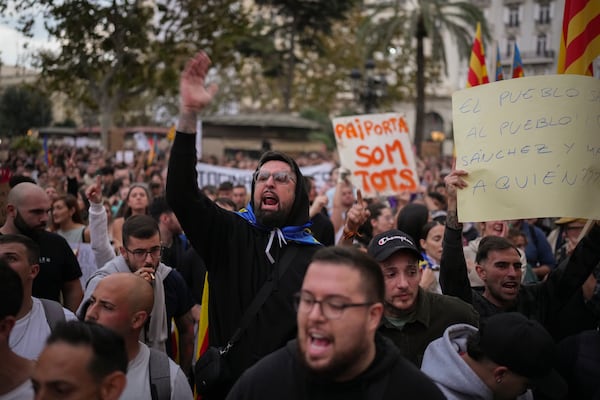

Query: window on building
[[538, 3, 551, 24], [506, 37, 515, 57], [536, 34, 547, 55], [508, 5, 520, 27]]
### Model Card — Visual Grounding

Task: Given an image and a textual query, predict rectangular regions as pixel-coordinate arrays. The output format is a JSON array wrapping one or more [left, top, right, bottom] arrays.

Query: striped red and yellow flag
[[557, 0, 600, 75], [194, 274, 210, 400], [466, 22, 489, 87]]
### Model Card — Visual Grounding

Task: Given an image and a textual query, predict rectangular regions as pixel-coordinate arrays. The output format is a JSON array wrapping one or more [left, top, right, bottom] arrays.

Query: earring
[[496, 378, 502, 384]]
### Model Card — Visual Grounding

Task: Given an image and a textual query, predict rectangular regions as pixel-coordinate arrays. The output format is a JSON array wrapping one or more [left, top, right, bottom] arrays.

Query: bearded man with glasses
[[226, 246, 444, 399], [167, 51, 321, 398], [78, 214, 196, 378]]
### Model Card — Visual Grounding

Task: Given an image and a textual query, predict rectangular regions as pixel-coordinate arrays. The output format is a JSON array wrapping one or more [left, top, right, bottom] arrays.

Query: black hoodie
[[167, 134, 321, 398], [226, 334, 445, 400]]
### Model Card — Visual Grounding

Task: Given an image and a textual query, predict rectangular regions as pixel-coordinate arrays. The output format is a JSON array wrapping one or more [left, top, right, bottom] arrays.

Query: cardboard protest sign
[[332, 113, 418, 197], [452, 74, 600, 222]]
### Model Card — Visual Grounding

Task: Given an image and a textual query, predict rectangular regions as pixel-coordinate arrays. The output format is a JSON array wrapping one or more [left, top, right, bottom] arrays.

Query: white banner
[[196, 162, 335, 192]]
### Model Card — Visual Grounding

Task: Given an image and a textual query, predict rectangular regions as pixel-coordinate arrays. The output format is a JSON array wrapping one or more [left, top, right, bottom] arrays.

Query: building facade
[[399, 0, 567, 152]]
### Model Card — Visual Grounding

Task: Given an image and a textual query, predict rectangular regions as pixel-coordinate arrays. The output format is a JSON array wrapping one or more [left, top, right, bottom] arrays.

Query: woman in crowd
[[419, 221, 445, 294], [111, 183, 151, 250], [52, 194, 90, 245], [357, 202, 395, 247]]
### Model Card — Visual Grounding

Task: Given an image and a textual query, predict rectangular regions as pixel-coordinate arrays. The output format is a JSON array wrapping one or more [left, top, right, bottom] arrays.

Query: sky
[[0, 21, 58, 68]]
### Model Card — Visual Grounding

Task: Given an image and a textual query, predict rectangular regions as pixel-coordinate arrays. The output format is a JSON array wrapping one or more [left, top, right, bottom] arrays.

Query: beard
[[296, 337, 369, 381], [255, 207, 288, 228], [14, 210, 43, 239]]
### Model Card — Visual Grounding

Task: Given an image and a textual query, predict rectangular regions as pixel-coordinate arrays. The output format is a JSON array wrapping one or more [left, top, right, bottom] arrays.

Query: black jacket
[[439, 224, 600, 338], [167, 134, 320, 396], [226, 334, 445, 400]]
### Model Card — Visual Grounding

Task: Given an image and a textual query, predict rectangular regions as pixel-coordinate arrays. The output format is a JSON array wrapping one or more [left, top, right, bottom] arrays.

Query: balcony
[[535, 18, 552, 30], [507, 50, 556, 65]]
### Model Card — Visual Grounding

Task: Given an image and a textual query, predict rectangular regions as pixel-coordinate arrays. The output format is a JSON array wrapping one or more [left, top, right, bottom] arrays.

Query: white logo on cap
[[378, 235, 414, 247]]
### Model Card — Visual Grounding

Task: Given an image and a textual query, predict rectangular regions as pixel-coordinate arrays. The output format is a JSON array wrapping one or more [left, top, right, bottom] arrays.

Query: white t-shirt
[[120, 342, 193, 400], [0, 380, 34, 400], [9, 297, 77, 360]]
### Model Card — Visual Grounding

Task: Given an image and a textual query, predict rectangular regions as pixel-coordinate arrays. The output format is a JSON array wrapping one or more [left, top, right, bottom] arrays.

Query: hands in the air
[[180, 51, 219, 114]]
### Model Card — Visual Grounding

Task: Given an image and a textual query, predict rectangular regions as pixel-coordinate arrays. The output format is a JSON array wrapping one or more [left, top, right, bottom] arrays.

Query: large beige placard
[[332, 113, 418, 197], [452, 74, 600, 222]]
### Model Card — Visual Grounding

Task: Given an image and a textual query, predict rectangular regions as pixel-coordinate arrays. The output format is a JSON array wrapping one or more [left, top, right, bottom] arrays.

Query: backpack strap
[[148, 348, 171, 400], [40, 298, 66, 332]]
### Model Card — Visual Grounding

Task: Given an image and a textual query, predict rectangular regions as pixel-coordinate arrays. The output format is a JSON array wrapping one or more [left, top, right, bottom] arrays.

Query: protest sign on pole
[[332, 113, 418, 197], [452, 74, 600, 222]]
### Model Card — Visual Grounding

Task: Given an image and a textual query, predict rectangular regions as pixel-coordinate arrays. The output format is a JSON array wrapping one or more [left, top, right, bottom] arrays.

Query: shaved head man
[[85, 273, 193, 400], [0, 183, 83, 312]]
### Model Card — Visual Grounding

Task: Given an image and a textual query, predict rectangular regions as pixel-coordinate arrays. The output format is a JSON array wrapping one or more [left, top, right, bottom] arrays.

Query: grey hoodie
[[421, 323, 533, 400]]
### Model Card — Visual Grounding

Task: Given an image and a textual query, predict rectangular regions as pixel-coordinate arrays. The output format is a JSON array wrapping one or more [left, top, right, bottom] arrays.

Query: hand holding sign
[[343, 190, 370, 241]]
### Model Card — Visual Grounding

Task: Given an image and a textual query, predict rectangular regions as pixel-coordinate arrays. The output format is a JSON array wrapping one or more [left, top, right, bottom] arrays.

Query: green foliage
[[9, 135, 43, 155], [365, 0, 488, 74], [2, 0, 253, 146], [247, 0, 360, 111], [363, 0, 489, 155], [0, 85, 53, 137]]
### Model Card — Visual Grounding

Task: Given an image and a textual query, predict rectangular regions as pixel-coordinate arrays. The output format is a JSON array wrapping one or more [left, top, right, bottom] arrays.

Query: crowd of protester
[[0, 51, 598, 400]]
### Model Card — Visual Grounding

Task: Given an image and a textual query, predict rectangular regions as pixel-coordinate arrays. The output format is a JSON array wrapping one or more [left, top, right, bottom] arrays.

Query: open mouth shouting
[[261, 191, 280, 211], [502, 280, 519, 295], [306, 330, 333, 359], [490, 222, 505, 236]]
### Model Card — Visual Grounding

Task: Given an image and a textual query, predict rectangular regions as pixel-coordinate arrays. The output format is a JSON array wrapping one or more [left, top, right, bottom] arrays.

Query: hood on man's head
[[250, 151, 309, 227]]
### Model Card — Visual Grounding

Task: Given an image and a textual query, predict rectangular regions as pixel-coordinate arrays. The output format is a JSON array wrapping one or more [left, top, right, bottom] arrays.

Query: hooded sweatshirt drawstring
[[266, 228, 287, 264]]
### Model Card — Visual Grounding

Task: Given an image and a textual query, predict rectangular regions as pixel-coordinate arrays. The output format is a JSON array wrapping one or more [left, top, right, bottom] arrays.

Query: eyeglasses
[[254, 170, 296, 185], [124, 245, 162, 260], [293, 292, 374, 320]]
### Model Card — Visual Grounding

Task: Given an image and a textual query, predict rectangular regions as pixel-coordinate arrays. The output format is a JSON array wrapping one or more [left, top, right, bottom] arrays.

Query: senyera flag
[[466, 22, 489, 87], [557, 0, 600, 75]]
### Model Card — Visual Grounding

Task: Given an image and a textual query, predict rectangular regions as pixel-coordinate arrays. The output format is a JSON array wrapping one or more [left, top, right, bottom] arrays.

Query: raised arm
[[439, 169, 473, 303], [176, 51, 218, 134], [166, 52, 239, 267], [86, 177, 115, 268], [336, 190, 369, 246]]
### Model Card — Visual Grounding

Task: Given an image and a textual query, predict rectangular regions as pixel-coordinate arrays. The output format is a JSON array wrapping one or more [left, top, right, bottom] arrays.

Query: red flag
[[466, 22, 489, 87], [557, 0, 600, 75]]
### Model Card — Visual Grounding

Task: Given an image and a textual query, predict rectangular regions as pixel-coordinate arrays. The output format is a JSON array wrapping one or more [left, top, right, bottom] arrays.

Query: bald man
[[85, 273, 193, 400], [0, 182, 83, 312]]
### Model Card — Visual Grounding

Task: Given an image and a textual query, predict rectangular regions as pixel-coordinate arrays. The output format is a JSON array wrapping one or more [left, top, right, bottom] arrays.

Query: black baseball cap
[[367, 229, 423, 262], [479, 313, 567, 399]]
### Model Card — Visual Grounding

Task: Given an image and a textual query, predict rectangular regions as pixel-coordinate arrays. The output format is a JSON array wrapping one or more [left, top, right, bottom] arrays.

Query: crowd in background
[[1, 127, 599, 400]]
